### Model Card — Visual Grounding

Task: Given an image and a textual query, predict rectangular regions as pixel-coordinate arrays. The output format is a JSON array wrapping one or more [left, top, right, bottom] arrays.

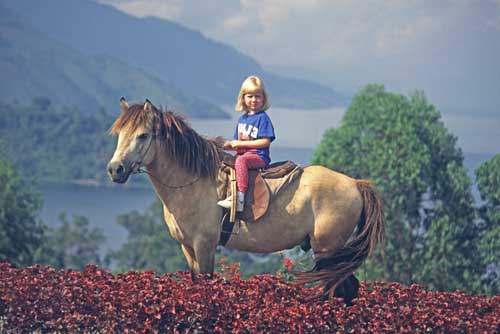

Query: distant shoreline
[[39, 177, 152, 190]]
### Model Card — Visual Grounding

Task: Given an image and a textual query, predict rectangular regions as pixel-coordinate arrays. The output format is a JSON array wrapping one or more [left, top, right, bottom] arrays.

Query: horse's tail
[[296, 179, 385, 298]]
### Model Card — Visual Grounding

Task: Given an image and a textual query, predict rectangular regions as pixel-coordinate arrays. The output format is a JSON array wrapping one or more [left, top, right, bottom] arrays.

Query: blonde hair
[[235, 75, 270, 112]]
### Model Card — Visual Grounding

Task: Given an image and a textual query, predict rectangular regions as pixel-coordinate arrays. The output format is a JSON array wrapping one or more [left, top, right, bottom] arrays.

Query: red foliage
[[282, 257, 293, 272], [0, 262, 498, 333]]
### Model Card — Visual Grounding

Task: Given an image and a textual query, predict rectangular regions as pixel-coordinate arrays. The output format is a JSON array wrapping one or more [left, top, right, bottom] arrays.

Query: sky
[[96, 0, 500, 116]]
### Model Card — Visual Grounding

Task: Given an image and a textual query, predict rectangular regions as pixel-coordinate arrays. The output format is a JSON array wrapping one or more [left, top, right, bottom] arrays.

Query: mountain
[[0, 0, 347, 109], [0, 5, 227, 118]]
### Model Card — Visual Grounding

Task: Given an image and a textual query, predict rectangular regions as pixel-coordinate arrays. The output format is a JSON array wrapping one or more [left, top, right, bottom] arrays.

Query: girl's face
[[243, 90, 264, 114]]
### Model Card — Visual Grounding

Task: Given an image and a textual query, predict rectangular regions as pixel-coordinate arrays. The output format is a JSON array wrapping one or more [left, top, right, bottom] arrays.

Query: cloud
[[488, 0, 500, 30], [97, 0, 500, 110], [95, 1, 485, 64], [98, 0, 183, 20]]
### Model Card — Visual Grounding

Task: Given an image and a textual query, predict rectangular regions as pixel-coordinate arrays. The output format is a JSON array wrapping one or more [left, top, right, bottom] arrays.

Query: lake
[[38, 107, 498, 253]]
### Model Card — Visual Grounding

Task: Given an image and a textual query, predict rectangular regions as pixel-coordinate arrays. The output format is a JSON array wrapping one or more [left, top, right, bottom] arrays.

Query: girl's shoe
[[217, 191, 245, 212]]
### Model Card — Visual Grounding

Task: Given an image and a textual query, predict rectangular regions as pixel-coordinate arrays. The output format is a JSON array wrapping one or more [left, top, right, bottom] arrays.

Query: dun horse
[[107, 99, 384, 303]]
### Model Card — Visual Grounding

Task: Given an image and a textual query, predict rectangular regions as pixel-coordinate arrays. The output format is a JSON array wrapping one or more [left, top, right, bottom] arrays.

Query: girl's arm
[[230, 138, 271, 150]]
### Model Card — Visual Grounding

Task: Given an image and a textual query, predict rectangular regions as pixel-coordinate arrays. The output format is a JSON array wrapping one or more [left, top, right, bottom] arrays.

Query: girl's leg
[[235, 153, 266, 193]]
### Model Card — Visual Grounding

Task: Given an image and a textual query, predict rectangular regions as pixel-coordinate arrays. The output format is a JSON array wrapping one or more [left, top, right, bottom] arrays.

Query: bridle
[[133, 110, 201, 189]]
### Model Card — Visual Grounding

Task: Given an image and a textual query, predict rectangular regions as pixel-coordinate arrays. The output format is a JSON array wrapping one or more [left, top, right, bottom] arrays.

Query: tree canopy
[[475, 154, 500, 294], [312, 84, 481, 292], [34, 213, 106, 271], [0, 149, 44, 266]]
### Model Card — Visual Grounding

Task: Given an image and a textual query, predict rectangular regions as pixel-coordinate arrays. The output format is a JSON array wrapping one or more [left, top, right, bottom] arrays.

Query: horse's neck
[[146, 151, 216, 215]]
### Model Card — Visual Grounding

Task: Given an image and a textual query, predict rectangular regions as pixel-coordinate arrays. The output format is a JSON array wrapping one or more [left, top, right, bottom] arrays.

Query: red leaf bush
[[1, 262, 498, 333]]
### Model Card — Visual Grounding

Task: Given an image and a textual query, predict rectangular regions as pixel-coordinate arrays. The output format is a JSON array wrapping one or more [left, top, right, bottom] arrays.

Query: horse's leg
[[180, 244, 198, 281], [310, 237, 361, 304], [318, 274, 359, 306], [192, 239, 216, 276], [308, 211, 357, 289], [301, 179, 383, 302], [333, 274, 359, 306], [180, 241, 215, 275]]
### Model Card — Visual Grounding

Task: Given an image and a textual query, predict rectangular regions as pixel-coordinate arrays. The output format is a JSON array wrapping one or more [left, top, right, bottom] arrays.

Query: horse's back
[[302, 165, 362, 200]]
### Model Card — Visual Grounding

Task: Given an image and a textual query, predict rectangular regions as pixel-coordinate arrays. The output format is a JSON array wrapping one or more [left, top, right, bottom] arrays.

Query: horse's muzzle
[[107, 161, 130, 183]]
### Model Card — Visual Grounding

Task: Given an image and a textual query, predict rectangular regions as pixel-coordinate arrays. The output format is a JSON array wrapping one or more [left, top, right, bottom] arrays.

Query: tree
[[34, 213, 106, 270], [312, 84, 479, 292], [475, 154, 500, 294], [0, 151, 44, 266]]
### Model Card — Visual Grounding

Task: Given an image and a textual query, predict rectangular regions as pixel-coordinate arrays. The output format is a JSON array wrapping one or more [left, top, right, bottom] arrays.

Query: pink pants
[[235, 152, 266, 193]]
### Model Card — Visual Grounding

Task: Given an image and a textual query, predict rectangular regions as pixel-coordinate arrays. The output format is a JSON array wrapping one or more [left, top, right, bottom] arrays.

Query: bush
[[0, 263, 498, 333]]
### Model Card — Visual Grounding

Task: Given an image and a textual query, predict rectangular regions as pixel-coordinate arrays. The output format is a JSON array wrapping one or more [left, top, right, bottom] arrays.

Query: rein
[[136, 167, 201, 189]]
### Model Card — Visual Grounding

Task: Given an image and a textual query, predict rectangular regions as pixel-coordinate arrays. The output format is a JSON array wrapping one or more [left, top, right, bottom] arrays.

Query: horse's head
[[107, 98, 160, 183]]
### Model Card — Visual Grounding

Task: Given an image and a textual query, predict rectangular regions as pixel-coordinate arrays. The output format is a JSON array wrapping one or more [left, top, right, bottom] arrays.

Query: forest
[[0, 98, 115, 184]]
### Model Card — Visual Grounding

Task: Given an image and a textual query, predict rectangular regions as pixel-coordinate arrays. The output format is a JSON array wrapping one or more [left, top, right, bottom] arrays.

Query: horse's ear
[[144, 99, 153, 112], [120, 97, 129, 113]]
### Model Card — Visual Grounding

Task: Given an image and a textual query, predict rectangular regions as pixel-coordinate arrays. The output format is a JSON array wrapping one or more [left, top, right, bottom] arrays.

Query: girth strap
[[218, 211, 234, 246]]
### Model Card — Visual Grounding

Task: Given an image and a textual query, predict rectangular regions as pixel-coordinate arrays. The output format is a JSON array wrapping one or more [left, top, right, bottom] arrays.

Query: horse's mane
[[109, 103, 225, 179]]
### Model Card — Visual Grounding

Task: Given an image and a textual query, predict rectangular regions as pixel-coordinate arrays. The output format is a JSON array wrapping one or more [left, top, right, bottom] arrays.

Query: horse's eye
[[138, 133, 149, 140]]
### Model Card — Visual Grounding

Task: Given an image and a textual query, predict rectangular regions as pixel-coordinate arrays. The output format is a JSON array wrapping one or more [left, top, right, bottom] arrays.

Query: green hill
[[0, 5, 227, 119], [1, 0, 348, 109]]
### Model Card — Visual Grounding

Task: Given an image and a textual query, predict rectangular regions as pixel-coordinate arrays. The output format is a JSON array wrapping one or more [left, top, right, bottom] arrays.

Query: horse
[[107, 98, 385, 303]]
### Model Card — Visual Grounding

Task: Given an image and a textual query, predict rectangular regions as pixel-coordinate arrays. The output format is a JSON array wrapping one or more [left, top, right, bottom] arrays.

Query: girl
[[218, 75, 275, 212]]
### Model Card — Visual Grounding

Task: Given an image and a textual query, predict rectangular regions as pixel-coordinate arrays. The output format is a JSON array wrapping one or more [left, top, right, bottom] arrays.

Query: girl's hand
[[223, 140, 241, 151], [230, 140, 241, 149]]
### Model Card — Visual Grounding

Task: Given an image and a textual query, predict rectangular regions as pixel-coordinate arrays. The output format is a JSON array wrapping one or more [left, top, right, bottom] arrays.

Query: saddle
[[217, 154, 303, 223]]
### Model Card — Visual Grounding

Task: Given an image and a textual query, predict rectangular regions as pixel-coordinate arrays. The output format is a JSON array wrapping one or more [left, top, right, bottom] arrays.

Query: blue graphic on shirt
[[233, 111, 275, 166]]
